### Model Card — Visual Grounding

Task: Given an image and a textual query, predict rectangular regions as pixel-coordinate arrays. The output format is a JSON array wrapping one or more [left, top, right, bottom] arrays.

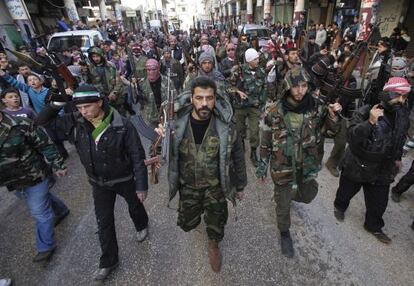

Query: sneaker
[[280, 231, 294, 258], [390, 190, 401, 203], [325, 162, 340, 177], [0, 278, 12, 286], [411, 221, 414, 231], [334, 207, 345, 222], [54, 209, 70, 227], [364, 225, 391, 244], [137, 227, 148, 242], [33, 248, 55, 262], [93, 263, 118, 281]]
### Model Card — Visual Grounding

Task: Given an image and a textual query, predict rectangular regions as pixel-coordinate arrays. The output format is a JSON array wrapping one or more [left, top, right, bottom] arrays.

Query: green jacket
[[259, 94, 340, 186], [0, 113, 66, 189], [168, 90, 247, 204], [140, 75, 175, 125], [88, 62, 123, 99]]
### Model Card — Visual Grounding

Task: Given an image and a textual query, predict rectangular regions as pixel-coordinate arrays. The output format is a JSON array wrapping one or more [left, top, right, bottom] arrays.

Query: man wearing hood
[[333, 77, 411, 244], [257, 67, 341, 258], [87, 46, 123, 113], [183, 51, 225, 90], [156, 76, 246, 272]]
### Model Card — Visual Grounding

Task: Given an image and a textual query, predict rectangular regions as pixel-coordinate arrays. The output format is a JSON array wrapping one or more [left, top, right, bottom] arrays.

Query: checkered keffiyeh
[[383, 77, 411, 95]]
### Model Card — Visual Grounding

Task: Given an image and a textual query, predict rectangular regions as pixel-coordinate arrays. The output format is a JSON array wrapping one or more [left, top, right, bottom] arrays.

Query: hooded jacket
[[168, 90, 247, 204], [259, 91, 340, 186], [87, 47, 122, 97]]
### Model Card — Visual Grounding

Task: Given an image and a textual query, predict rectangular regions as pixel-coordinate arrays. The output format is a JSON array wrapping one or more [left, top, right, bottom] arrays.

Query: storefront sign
[[126, 11, 137, 18], [5, 0, 29, 20]]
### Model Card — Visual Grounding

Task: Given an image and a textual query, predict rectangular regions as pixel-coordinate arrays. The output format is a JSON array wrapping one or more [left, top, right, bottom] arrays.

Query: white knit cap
[[245, 48, 259, 62]]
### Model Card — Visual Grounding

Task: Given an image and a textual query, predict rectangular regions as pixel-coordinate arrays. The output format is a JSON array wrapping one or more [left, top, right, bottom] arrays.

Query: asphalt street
[[1, 139, 414, 286]]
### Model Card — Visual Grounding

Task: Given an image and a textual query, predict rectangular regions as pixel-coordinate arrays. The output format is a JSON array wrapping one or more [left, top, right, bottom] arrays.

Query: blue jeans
[[17, 179, 56, 252]]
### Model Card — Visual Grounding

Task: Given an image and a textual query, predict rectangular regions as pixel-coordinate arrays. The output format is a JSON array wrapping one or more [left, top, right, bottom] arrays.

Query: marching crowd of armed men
[[0, 17, 414, 284]]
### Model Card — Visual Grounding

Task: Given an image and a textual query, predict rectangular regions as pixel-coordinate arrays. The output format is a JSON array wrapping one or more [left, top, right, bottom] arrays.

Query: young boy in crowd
[[1, 88, 36, 119]]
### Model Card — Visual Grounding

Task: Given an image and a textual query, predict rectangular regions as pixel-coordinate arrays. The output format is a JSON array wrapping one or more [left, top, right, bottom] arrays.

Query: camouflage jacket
[[140, 75, 175, 125], [0, 113, 65, 189], [134, 55, 148, 79], [259, 94, 340, 186], [168, 90, 247, 204], [88, 62, 123, 100], [233, 64, 267, 108]]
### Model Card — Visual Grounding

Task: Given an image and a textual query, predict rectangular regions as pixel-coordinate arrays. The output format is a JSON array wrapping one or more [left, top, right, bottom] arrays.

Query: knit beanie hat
[[72, 84, 102, 104], [245, 48, 259, 62], [198, 52, 214, 65], [383, 77, 411, 96]]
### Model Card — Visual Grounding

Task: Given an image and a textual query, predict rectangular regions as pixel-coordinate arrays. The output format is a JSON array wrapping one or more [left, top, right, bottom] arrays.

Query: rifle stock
[[145, 68, 175, 184]]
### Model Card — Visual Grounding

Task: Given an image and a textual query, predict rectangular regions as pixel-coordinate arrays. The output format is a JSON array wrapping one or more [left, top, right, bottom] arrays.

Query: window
[[182, 7, 185, 12], [48, 35, 90, 52], [170, 8, 175, 12], [93, 35, 100, 46]]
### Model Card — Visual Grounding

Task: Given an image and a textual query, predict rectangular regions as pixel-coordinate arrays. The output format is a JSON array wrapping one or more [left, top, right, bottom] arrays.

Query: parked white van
[[47, 30, 103, 55]]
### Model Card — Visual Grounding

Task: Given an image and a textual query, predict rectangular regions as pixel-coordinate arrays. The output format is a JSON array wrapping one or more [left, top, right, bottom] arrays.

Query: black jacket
[[44, 104, 148, 191], [341, 104, 409, 185], [219, 57, 237, 79]]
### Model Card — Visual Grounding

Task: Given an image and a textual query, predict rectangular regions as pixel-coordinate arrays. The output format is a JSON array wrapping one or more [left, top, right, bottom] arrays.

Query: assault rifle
[[144, 68, 175, 184], [126, 47, 143, 105]]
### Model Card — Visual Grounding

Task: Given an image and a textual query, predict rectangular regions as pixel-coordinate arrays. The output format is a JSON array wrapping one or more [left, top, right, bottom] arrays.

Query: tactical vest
[[178, 117, 220, 189]]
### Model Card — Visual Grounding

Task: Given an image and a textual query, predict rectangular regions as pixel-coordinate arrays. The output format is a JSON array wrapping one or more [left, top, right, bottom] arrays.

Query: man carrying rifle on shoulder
[[154, 76, 247, 272]]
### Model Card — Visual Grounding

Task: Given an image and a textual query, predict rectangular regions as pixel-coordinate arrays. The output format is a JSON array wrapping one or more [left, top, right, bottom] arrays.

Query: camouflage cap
[[88, 46, 104, 57], [283, 67, 311, 90]]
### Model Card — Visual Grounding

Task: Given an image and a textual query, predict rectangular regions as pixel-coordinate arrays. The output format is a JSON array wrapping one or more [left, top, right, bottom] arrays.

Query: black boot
[[250, 147, 258, 167], [280, 231, 294, 258]]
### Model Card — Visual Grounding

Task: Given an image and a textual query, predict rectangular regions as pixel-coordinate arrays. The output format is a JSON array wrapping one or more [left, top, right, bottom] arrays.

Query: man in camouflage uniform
[[87, 47, 124, 113], [160, 46, 184, 93], [0, 111, 67, 262], [270, 47, 302, 101], [236, 35, 249, 64], [139, 59, 176, 127], [256, 67, 341, 258], [125, 43, 148, 80], [157, 76, 247, 272], [231, 48, 267, 166]]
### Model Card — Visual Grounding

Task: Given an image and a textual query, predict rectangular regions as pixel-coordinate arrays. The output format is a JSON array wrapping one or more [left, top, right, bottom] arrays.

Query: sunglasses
[[227, 48, 235, 52]]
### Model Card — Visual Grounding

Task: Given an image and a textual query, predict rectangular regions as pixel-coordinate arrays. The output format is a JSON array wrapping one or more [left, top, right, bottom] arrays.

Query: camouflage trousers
[[178, 186, 228, 242], [234, 107, 261, 148], [273, 173, 318, 232]]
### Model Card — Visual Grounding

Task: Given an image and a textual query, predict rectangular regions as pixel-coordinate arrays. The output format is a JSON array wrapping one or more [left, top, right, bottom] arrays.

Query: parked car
[[47, 30, 103, 56], [238, 24, 271, 48]]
